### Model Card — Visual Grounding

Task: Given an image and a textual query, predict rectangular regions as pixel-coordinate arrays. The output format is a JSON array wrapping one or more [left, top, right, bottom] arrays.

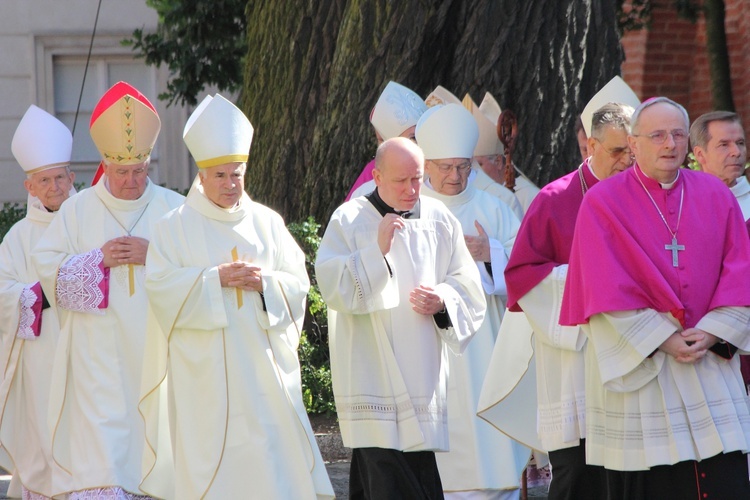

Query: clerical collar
[[366, 188, 421, 219], [636, 164, 680, 189], [586, 160, 602, 181]]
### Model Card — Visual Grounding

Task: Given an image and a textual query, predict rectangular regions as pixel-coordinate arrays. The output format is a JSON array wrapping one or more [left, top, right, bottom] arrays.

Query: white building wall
[[0, 0, 199, 204]]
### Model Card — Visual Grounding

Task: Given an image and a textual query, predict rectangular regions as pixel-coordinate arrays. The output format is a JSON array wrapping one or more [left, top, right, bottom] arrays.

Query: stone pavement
[[0, 436, 549, 499]]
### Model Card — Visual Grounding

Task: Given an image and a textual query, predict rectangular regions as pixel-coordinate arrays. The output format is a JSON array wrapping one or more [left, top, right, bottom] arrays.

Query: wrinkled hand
[[101, 236, 149, 268], [218, 262, 263, 291], [464, 220, 490, 262], [410, 285, 444, 316], [659, 328, 717, 364], [378, 213, 406, 255]]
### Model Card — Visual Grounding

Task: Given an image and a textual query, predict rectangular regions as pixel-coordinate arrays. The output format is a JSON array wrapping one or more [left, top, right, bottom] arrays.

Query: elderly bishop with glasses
[[559, 96, 750, 499], [417, 102, 531, 498]]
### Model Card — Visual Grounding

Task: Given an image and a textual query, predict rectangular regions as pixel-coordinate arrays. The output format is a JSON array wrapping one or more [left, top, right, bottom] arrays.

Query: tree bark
[[703, 0, 735, 111], [242, 0, 623, 224]]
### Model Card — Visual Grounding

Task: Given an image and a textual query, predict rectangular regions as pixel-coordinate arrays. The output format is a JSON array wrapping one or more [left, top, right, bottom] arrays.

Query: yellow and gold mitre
[[89, 81, 160, 165]]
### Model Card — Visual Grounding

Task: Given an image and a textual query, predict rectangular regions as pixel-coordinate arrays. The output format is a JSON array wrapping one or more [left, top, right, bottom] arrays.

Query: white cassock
[[31, 179, 183, 497], [316, 196, 486, 452], [731, 175, 750, 220], [139, 179, 334, 499], [422, 184, 530, 499], [0, 195, 73, 497], [468, 168, 525, 222]]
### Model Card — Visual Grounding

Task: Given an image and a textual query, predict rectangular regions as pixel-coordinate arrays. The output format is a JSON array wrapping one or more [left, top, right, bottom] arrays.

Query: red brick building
[[620, 0, 750, 125]]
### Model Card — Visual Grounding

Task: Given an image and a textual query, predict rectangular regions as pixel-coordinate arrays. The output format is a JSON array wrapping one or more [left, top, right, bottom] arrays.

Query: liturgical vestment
[[139, 180, 334, 499], [560, 166, 750, 471], [32, 179, 183, 496], [422, 184, 531, 497], [316, 195, 486, 453], [0, 195, 72, 497]]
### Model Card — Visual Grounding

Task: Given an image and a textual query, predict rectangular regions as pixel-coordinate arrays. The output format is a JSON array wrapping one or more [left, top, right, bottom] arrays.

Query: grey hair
[[630, 97, 689, 135], [689, 110, 742, 150], [590, 103, 635, 141]]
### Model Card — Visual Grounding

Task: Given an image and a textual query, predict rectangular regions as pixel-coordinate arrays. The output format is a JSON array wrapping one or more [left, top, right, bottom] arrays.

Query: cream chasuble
[[422, 185, 531, 496], [139, 179, 333, 499], [31, 179, 183, 497], [316, 196, 486, 453], [0, 196, 72, 497]]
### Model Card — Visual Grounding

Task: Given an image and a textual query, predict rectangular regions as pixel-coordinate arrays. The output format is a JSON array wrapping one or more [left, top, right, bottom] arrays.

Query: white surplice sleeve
[[585, 308, 679, 392], [315, 218, 396, 315]]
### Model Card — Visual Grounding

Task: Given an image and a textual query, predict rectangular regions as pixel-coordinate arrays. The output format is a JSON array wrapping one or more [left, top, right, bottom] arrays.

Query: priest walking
[[0, 106, 76, 499], [316, 136, 486, 499], [139, 94, 334, 499], [561, 97, 750, 499], [417, 103, 529, 499], [32, 82, 184, 499]]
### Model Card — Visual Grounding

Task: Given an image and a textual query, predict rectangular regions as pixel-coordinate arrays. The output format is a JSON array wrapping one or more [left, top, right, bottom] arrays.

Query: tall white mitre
[[369, 81, 427, 140], [479, 92, 502, 125], [183, 94, 254, 168], [416, 103, 479, 160], [11, 105, 73, 174], [424, 85, 461, 108], [463, 94, 504, 157], [580, 76, 640, 137]]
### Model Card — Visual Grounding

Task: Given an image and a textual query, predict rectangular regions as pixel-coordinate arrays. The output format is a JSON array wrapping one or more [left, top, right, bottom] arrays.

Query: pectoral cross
[[665, 236, 685, 267], [231, 246, 243, 309]]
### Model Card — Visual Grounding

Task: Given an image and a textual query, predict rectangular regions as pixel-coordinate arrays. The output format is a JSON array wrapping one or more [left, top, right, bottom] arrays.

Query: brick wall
[[621, 0, 750, 126]]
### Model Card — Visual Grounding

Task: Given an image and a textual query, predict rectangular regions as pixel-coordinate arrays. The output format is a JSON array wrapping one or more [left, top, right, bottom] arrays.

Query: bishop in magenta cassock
[[560, 97, 750, 499]]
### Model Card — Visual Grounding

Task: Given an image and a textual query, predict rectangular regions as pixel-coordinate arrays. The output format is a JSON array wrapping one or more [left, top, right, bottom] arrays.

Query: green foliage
[[0, 203, 26, 241], [287, 216, 335, 415], [122, 0, 247, 106]]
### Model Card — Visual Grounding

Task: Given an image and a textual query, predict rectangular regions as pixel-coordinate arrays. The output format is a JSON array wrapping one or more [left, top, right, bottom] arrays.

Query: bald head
[[372, 137, 424, 211]]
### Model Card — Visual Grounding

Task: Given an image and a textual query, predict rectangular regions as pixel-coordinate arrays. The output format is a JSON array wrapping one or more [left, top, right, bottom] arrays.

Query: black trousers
[[349, 447, 445, 500], [603, 450, 750, 500], [548, 440, 606, 500]]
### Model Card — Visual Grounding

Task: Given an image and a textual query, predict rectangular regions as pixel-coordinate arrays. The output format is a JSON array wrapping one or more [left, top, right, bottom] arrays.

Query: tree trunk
[[242, 0, 623, 224], [703, 0, 735, 111]]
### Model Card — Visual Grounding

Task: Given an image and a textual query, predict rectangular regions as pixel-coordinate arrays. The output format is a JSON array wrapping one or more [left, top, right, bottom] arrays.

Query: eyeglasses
[[432, 160, 472, 174], [633, 129, 688, 144], [594, 139, 632, 159]]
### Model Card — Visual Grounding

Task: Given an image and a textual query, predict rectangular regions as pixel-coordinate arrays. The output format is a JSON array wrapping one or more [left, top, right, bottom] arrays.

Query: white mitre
[[425, 85, 461, 108], [370, 81, 427, 140], [479, 92, 503, 124], [416, 103, 479, 160], [11, 105, 73, 174], [183, 94, 254, 168], [581, 76, 640, 137], [464, 93, 503, 156]]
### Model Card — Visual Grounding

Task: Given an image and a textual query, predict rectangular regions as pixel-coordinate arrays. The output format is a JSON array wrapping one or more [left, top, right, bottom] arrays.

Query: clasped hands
[[659, 328, 719, 364], [101, 236, 149, 268], [219, 261, 263, 292]]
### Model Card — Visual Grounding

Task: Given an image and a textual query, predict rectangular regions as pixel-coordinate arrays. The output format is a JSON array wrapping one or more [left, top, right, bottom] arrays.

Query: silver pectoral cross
[[665, 236, 685, 267]]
